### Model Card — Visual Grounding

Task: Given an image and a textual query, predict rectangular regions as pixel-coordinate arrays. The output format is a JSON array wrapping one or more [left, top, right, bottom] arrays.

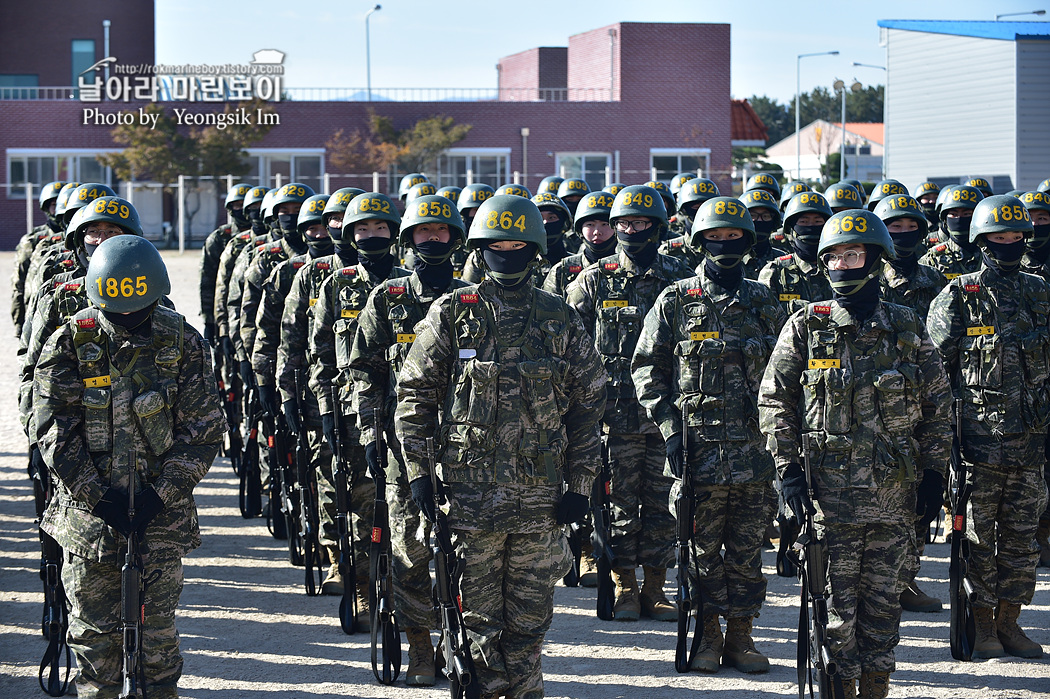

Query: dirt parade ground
[[0, 249, 1048, 698]]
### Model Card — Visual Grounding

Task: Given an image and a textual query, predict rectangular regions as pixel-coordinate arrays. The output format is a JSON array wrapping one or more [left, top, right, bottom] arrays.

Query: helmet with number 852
[[343, 192, 401, 248], [86, 235, 170, 312]]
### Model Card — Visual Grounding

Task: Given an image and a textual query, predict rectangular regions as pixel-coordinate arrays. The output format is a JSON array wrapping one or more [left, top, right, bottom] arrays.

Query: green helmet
[[260, 189, 280, 224], [38, 181, 68, 211], [1037, 178, 1050, 194], [740, 189, 783, 227], [405, 182, 438, 204], [224, 183, 253, 210], [271, 182, 316, 211], [495, 183, 532, 199], [965, 177, 994, 198], [86, 235, 170, 313], [243, 186, 271, 213], [573, 191, 616, 232], [914, 181, 940, 200], [297, 194, 331, 233], [64, 183, 117, 225], [398, 173, 429, 200], [936, 185, 983, 221], [343, 192, 401, 248], [670, 172, 696, 197], [690, 196, 756, 248], [457, 184, 496, 213], [467, 194, 546, 254], [538, 176, 564, 195], [557, 178, 590, 201], [643, 180, 677, 217], [1020, 190, 1050, 216], [436, 185, 462, 202], [970, 195, 1033, 242], [611, 184, 669, 226], [843, 179, 865, 196], [676, 178, 720, 214], [603, 183, 626, 197], [66, 196, 143, 251], [1006, 189, 1025, 198], [865, 179, 909, 211], [531, 192, 571, 222], [399, 194, 466, 249], [825, 183, 864, 210], [873, 194, 928, 235], [783, 192, 833, 232], [321, 188, 364, 241], [779, 181, 811, 210], [745, 172, 781, 198], [817, 210, 895, 261], [55, 183, 82, 221]]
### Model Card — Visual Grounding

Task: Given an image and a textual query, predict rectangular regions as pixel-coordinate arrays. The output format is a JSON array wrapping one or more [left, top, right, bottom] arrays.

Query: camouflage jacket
[[226, 234, 274, 361], [25, 249, 82, 334], [394, 278, 606, 532], [213, 230, 262, 341], [918, 239, 982, 280], [757, 252, 834, 319], [1021, 253, 1050, 281], [541, 252, 595, 297], [22, 232, 66, 309], [632, 267, 785, 485], [34, 305, 224, 561], [741, 240, 789, 281], [240, 236, 307, 372], [251, 250, 311, 386], [927, 266, 1050, 439], [758, 300, 952, 524], [199, 222, 244, 325], [11, 225, 51, 335], [566, 249, 693, 435], [879, 260, 948, 312], [658, 234, 704, 271]]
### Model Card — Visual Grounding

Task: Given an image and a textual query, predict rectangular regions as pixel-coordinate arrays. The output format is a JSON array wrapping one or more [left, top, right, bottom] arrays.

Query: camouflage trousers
[[900, 487, 930, 586], [389, 476, 436, 629], [607, 432, 675, 569], [824, 519, 909, 679], [322, 433, 375, 585], [964, 432, 1048, 607], [458, 528, 571, 699], [63, 551, 184, 699], [675, 481, 775, 619]]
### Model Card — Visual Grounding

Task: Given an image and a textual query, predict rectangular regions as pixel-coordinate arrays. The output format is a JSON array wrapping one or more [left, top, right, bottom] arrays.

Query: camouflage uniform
[[349, 272, 469, 629], [566, 249, 693, 569], [918, 239, 982, 280], [632, 267, 785, 619], [927, 268, 1050, 608], [33, 306, 224, 699], [741, 241, 788, 281], [757, 252, 834, 320], [225, 238, 271, 364], [11, 225, 52, 336], [212, 230, 262, 347], [240, 237, 307, 382], [658, 235, 703, 271], [395, 277, 606, 699], [199, 221, 245, 337], [540, 253, 592, 298], [758, 299, 952, 681], [461, 248, 552, 286]]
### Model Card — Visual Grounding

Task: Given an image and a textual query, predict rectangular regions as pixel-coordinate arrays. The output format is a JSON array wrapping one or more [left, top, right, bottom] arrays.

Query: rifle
[[948, 397, 975, 661], [427, 437, 480, 699], [293, 369, 323, 595], [213, 341, 243, 476], [674, 405, 703, 673], [790, 433, 845, 699], [590, 436, 616, 621], [776, 470, 800, 578], [120, 454, 160, 699], [563, 525, 583, 587], [369, 408, 400, 682], [33, 462, 71, 697], [330, 387, 358, 634], [237, 381, 262, 520]]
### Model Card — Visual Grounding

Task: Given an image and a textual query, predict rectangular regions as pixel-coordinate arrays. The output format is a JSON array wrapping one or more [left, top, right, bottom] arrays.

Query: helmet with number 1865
[[86, 235, 170, 312]]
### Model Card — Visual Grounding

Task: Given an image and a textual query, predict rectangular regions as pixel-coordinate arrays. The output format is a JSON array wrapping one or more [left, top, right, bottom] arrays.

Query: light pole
[[365, 4, 381, 102], [833, 78, 863, 180], [797, 51, 839, 180], [995, 9, 1045, 20]]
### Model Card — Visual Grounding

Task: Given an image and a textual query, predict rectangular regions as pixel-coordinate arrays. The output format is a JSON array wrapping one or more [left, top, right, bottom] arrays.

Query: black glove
[[780, 462, 813, 524], [203, 322, 217, 345], [364, 442, 384, 481], [664, 433, 684, 479], [321, 413, 337, 453], [92, 488, 133, 538], [29, 444, 46, 480], [258, 384, 279, 418], [916, 469, 945, 526], [556, 491, 590, 525], [282, 400, 301, 434], [239, 360, 256, 390], [410, 476, 436, 522], [131, 487, 165, 536], [221, 337, 235, 363]]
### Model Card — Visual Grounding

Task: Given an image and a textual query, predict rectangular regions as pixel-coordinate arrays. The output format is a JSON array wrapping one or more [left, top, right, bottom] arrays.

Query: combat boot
[[838, 677, 858, 699], [971, 606, 1005, 659], [1037, 519, 1050, 568], [858, 671, 890, 699], [355, 582, 371, 632], [611, 567, 640, 621], [688, 614, 723, 673], [899, 580, 942, 613], [722, 616, 770, 673], [639, 566, 677, 621], [405, 627, 436, 686], [321, 546, 343, 596], [579, 541, 599, 588], [995, 601, 1044, 658]]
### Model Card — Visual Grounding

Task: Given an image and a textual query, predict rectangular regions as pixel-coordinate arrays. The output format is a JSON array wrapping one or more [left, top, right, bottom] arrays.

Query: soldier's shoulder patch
[[603, 262, 620, 271], [568, 265, 582, 274], [76, 317, 96, 330], [340, 267, 357, 277], [778, 254, 793, 262], [388, 285, 406, 295], [60, 259, 74, 268], [670, 241, 683, 248], [459, 292, 479, 304], [964, 283, 980, 293], [269, 244, 282, 253], [812, 304, 832, 315], [935, 244, 947, 252]]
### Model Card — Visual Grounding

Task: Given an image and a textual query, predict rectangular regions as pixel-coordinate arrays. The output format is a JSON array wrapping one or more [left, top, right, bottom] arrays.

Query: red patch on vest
[[964, 284, 980, 293], [371, 527, 382, 544], [778, 254, 793, 261], [935, 245, 947, 252], [388, 286, 406, 295], [76, 318, 96, 329], [292, 261, 305, 269], [670, 241, 683, 248], [813, 305, 832, 315], [686, 288, 702, 297], [269, 245, 282, 253], [316, 262, 330, 271], [603, 262, 619, 271], [63, 282, 82, 291], [239, 232, 252, 241], [60, 259, 74, 268], [459, 293, 479, 304], [340, 267, 357, 277], [568, 265, 582, 274]]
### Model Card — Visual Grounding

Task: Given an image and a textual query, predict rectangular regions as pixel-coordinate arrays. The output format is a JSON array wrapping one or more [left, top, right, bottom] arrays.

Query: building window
[[0, 74, 39, 100], [7, 152, 114, 199], [555, 153, 611, 191], [649, 149, 711, 183], [435, 149, 510, 188], [244, 151, 325, 192], [71, 39, 96, 87]]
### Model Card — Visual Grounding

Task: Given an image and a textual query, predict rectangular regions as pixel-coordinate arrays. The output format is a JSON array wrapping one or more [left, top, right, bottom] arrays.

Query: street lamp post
[[995, 9, 1045, 20], [833, 78, 863, 180], [365, 4, 381, 102], [797, 51, 839, 180]]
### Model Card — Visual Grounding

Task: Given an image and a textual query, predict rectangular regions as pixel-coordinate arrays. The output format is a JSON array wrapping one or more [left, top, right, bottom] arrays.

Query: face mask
[[230, 209, 250, 229], [482, 244, 536, 288], [84, 242, 100, 261], [753, 219, 778, 237], [826, 249, 882, 297], [791, 224, 823, 263], [414, 239, 454, 265], [701, 236, 750, 269], [277, 213, 298, 236], [544, 218, 565, 242], [355, 235, 392, 261], [327, 225, 343, 242], [46, 213, 63, 233], [582, 235, 617, 262], [102, 304, 153, 330], [251, 219, 267, 236], [306, 236, 333, 258], [921, 205, 938, 226], [1028, 223, 1050, 253], [334, 242, 358, 265], [945, 216, 976, 251], [889, 229, 922, 259], [981, 239, 1024, 274]]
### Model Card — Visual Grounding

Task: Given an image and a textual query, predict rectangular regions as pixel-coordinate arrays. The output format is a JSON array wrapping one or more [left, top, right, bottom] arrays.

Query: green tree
[[327, 111, 472, 175], [746, 85, 884, 146]]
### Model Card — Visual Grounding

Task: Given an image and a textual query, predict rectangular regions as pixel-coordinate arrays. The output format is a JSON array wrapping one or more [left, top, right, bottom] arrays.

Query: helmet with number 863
[[817, 209, 895, 261]]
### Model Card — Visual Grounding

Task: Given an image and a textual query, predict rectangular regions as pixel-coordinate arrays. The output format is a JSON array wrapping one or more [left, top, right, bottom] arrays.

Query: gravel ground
[[0, 249, 1047, 698]]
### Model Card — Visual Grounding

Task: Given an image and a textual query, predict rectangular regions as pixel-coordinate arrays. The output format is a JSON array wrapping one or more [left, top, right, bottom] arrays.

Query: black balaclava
[[1027, 223, 1050, 265], [981, 237, 1025, 275], [791, 223, 823, 264], [103, 303, 155, 331], [701, 235, 750, 290], [888, 223, 924, 276], [920, 202, 939, 229], [616, 219, 660, 269], [414, 240, 455, 291], [563, 197, 582, 217], [944, 215, 978, 254], [752, 218, 778, 257], [249, 207, 267, 236], [46, 210, 63, 233], [356, 235, 394, 278], [827, 245, 882, 321], [482, 243, 537, 289], [582, 234, 617, 264], [230, 207, 250, 231], [544, 216, 569, 264], [305, 230, 333, 258], [328, 223, 358, 265]]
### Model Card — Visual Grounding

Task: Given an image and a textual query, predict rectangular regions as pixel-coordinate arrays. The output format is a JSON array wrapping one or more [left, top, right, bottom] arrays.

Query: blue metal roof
[[877, 20, 1050, 41]]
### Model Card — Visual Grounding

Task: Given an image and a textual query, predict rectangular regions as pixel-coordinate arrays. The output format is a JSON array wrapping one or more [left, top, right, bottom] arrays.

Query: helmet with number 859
[[66, 195, 142, 251]]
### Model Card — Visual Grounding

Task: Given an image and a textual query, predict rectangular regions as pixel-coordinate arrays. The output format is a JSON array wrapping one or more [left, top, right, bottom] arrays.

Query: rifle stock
[[293, 369, 322, 596], [948, 397, 975, 661], [369, 408, 400, 682], [120, 453, 160, 699], [674, 405, 702, 673], [331, 387, 357, 634], [237, 383, 261, 520], [591, 436, 616, 621]]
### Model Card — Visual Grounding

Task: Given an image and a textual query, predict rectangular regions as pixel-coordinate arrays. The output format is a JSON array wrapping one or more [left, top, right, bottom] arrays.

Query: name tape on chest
[[459, 293, 479, 304], [603, 299, 629, 308], [341, 309, 360, 318], [966, 325, 995, 336], [812, 305, 832, 315], [690, 331, 719, 341], [964, 284, 980, 293], [396, 333, 416, 344], [83, 375, 111, 388], [944, 273, 961, 280], [779, 293, 801, 302], [808, 359, 840, 369]]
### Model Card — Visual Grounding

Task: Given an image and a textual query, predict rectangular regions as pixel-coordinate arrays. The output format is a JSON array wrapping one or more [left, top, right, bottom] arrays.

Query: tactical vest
[[332, 266, 378, 375], [799, 301, 925, 486], [303, 257, 341, 336], [382, 278, 467, 387], [56, 279, 88, 322], [659, 235, 703, 270], [440, 286, 570, 485], [920, 241, 981, 280], [763, 254, 833, 316], [948, 274, 1050, 435]]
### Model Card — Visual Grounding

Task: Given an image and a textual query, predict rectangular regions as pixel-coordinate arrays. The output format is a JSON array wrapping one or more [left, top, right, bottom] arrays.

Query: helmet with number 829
[[86, 235, 170, 312]]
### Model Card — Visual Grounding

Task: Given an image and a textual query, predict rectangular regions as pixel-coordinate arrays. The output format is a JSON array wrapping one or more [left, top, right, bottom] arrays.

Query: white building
[[878, 19, 1050, 192], [763, 120, 884, 183]]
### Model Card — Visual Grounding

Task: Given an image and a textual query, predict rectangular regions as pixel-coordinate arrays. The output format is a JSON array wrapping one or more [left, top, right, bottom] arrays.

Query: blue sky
[[155, 1, 1049, 104]]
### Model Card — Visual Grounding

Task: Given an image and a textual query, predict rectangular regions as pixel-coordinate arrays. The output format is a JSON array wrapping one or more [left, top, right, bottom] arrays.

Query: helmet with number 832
[[936, 184, 983, 221], [690, 196, 756, 248], [297, 194, 331, 233], [817, 209, 895, 262], [399, 194, 465, 248], [87, 235, 170, 312], [467, 194, 546, 253], [970, 195, 1033, 242]]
